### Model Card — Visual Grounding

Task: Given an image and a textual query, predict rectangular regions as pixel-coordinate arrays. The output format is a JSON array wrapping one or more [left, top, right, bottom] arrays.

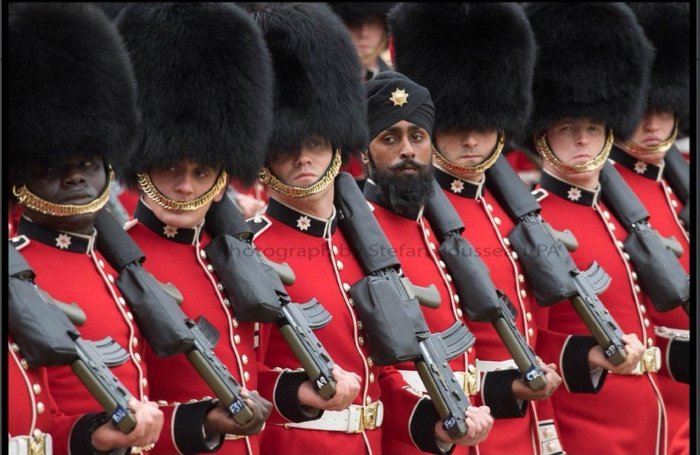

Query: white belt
[[476, 359, 518, 373], [8, 433, 53, 455], [399, 367, 480, 396], [281, 401, 383, 433]]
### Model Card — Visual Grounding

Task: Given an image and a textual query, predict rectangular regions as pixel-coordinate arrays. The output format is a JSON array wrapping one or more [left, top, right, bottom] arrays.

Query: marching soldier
[[363, 70, 503, 454], [389, 4, 566, 454], [115, 4, 350, 454], [246, 4, 491, 453], [610, 6, 690, 448], [522, 3, 666, 453]]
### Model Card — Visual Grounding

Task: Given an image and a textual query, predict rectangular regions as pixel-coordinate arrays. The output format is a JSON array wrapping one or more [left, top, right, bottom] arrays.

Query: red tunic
[[16, 217, 219, 454], [610, 150, 689, 449], [432, 168, 563, 455], [251, 197, 441, 455], [535, 170, 667, 455], [364, 182, 479, 455]]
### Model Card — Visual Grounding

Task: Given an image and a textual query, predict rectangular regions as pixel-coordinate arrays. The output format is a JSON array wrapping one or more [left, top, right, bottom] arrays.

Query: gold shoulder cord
[[535, 129, 614, 174], [137, 169, 229, 212], [12, 167, 114, 217], [432, 130, 505, 175], [259, 148, 342, 198], [618, 119, 678, 155]]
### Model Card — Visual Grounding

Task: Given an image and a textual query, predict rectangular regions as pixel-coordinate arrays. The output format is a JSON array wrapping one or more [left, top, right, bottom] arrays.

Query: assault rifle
[[423, 178, 547, 390], [94, 211, 254, 424], [485, 156, 628, 365], [9, 241, 137, 432], [204, 195, 337, 399], [335, 172, 474, 439]]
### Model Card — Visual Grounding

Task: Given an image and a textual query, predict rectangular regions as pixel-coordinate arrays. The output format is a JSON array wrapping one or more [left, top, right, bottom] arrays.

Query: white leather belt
[[476, 359, 518, 372], [399, 367, 480, 396], [9, 433, 53, 455], [281, 401, 383, 433]]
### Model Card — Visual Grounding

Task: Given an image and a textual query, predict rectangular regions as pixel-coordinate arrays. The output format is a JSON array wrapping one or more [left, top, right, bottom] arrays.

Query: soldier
[[522, 3, 666, 453], [389, 4, 568, 454], [610, 6, 690, 447], [246, 4, 491, 454], [362, 70, 502, 454], [7, 3, 223, 453], [114, 4, 353, 454]]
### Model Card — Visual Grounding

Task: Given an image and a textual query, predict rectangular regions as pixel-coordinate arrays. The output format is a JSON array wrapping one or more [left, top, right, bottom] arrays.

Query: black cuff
[[410, 397, 455, 454], [173, 400, 224, 454], [562, 335, 607, 393], [482, 369, 527, 418], [275, 371, 323, 422], [70, 413, 128, 455], [668, 339, 689, 384]]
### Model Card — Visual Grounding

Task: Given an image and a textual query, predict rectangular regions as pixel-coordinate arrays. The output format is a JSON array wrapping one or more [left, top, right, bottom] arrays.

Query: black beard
[[369, 158, 434, 217]]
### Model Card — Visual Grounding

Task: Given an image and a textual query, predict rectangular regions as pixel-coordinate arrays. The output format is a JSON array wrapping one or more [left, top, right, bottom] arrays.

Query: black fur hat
[[9, 2, 137, 187], [627, 3, 689, 131], [248, 3, 368, 162], [388, 3, 536, 138], [116, 3, 273, 187], [329, 3, 395, 26], [524, 3, 654, 141]]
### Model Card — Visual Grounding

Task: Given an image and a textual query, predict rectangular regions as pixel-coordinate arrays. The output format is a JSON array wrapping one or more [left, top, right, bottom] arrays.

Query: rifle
[[93, 211, 254, 424], [335, 172, 474, 439], [663, 145, 689, 229], [204, 195, 337, 399], [423, 178, 547, 390], [485, 156, 628, 365], [9, 242, 137, 432], [599, 162, 689, 315]]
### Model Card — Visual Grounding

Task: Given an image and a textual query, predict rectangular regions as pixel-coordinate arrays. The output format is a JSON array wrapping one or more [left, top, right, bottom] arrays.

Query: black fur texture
[[524, 3, 654, 141], [116, 3, 273, 187], [249, 3, 368, 162], [389, 3, 536, 138], [329, 3, 395, 26], [9, 3, 138, 187]]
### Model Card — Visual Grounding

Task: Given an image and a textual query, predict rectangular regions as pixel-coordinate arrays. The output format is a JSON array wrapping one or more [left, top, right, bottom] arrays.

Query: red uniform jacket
[[364, 181, 479, 455], [434, 168, 562, 455], [17, 217, 224, 454], [250, 197, 445, 455], [535, 171, 667, 455], [610, 149, 689, 447]]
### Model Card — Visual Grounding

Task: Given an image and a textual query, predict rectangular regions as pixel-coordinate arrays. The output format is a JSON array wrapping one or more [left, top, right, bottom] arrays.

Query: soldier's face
[[543, 118, 607, 188], [145, 160, 226, 228], [627, 110, 676, 164], [368, 120, 432, 177], [433, 128, 498, 179], [23, 155, 107, 234], [268, 136, 333, 188], [347, 17, 385, 64]]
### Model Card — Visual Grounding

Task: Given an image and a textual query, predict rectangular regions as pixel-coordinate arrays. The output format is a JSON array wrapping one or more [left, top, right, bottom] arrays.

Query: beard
[[369, 156, 434, 217]]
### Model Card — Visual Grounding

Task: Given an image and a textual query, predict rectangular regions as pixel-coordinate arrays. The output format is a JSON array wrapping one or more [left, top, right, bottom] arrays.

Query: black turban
[[366, 71, 435, 141]]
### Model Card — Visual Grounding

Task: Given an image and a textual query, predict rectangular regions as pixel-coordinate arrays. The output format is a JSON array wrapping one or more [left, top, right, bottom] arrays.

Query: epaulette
[[246, 215, 272, 240], [531, 188, 549, 202], [122, 218, 138, 231], [9, 235, 31, 251]]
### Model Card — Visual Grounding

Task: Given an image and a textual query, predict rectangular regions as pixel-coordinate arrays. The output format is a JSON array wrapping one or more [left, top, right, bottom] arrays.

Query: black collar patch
[[610, 146, 663, 181], [18, 217, 95, 254], [434, 167, 483, 199], [134, 200, 202, 245], [265, 198, 337, 238], [540, 171, 599, 207]]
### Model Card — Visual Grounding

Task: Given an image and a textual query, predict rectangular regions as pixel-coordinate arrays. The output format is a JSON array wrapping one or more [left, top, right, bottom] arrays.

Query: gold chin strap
[[137, 169, 229, 212], [535, 129, 614, 174], [259, 148, 342, 198], [618, 118, 679, 155], [13, 167, 114, 217], [432, 130, 505, 175]]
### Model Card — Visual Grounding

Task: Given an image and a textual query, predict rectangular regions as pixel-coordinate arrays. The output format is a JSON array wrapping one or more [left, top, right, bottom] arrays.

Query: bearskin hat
[[247, 3, 368, 161], [524, 3, 654, 141], [329, 3, 395, 27], [8, 3, 137, 187], [388, 3, 536, 138], [116, 3, 273, 187], [627, 3, 689, 131]]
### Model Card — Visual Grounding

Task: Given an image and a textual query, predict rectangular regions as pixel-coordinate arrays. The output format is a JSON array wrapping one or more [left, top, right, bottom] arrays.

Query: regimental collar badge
[[390, 88, 409, 107], [266, 198, 337, 238]]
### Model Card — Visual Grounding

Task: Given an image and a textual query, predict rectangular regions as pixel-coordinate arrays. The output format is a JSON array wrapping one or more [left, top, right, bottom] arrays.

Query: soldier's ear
[[361, 150, 370, 165]]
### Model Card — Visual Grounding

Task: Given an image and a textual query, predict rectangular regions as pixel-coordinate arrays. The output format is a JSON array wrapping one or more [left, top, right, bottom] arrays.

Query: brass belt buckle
[[465, 364, 480, 396], [361, 402, 379, 431], [29, 431, 46, 455], [641, 346, 661, 373]]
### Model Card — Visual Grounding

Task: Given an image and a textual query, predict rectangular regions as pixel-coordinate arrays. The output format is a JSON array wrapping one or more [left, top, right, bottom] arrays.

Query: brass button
[[644, 318, 650, 328], [132, 337, 139, 347], [232, 318, 239, 328], [343, 283, 351, 292], [200, 249, 207, 259], [36, 402, 45, 414], [365, 396, 373, 405], [456, 308, 463, 318], [512, 251, 519, 260], [640, 305, 647, 314], [234, 334, 241, 345], [634, 285, 641, 294], [118, 297, 127, 306], [438, 260, 446, 269], [424, 228, 431, 237], [503, 238, 511, 247], [206, 264, 214, 272], [429, 242, 436, 251], [520, 289, 527, 299], [21, 359, 29, 370], [332, 245, 339, 256], [527, 328, 534, 337], [494, 216, 502, 226], [98, 259, 105, 269], [368, 372, 375, 383], [603, 211, 611, 220], [242, 354, 249, 365], [223, 298, 231, 307], [107, 274, 115, 283], [243, 371, 250, 382], [217, 283, 225, 292], [10, 343, 19, 353], [348, 298, 354, 306], [518, 274, 525, 283], [336, 260, 344, 271], [631, 272, 638, 281], [358, 336, 365, 346], [357, 321, 363, 330], [134, 353, 142, 362], [126, 312, 134, 321], [526, 312, 532, 322], [623, 253, 631, 262], [445, 274, 453, 282], [486, 203, 494, 212], [454, 295, 460, 304], [608, 222, 616, 231], [671, 200, 678, 208], [32, 384, 42, 395], [367, 357, 374, 367], [142, 378, 148, 387]]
